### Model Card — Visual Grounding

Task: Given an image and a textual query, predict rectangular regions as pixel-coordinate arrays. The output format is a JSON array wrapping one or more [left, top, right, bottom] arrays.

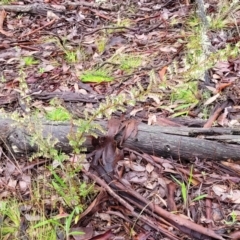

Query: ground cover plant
[[0, 0, 240, 239]]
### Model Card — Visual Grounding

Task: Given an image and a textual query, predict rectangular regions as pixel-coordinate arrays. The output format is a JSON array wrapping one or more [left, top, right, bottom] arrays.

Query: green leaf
[[192, 194, 208, 202], [80, 70, 113, 83]]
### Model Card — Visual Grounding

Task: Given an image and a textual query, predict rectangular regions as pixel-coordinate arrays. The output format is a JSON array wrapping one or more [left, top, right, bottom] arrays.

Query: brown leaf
[[78, 191, 108, 225], [167, 182, 177, 212], [121, 119, 139, 145], [90, 229, 114, 240], [158, 65, 168, 81], [0, 10, 13, 37], [107, 118, 121, 137], [133, 232, 151, 240]]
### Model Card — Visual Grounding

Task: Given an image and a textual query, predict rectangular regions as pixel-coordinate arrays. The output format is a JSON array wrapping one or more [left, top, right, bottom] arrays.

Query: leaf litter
[[0, 0, 240, 239]]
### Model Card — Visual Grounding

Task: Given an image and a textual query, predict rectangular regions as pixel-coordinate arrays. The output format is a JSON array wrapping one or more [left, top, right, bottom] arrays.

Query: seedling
[[23, 56, 39, 66], [1, 75, 6, 83], [80, 69, 113, 83], [208, 0, 239, 30], [120, 55, 142, 72], [170, 81, 199, 116], [0, 201, 20, 238], [33, 207, 84, 240], [225, 211, 238, 225], [65, 50, 77, 63], [110, 54, 142, 73], [172, 175, 188, 207], [38, 67, 45, 74], [50, 167, 95, 207], [96, 37, 107, 53], [46, 107, 71, 121], [171, 166, 194, 208]]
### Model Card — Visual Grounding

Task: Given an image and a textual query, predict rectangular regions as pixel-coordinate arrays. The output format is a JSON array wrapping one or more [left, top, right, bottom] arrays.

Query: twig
[[203, 101, 231, 128], [82, 169, 134, 212], [87, 8, 112, 21], [21, 19, 56, 38]]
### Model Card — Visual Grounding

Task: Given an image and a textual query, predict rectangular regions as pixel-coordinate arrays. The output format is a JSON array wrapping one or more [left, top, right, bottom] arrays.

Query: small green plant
[[50, 168, 94, 207], [171, 166, 195, 208], [38, 67, 45, 74], [33, 207, 84, 240], [171, 82, 198, 104], [64, 208, 84, 239], [29, 123, 69, 161], [170, 81, 199, 117], [208, 0, 239, 30], [119, 55, 142, 72], [96, 37, 107, 53], [209, 16, 228, 30], [80, 69, 113, 83], [46, 107, 71, 121], [1, 75, 6, 83], [110, 54, 142, 73], [172, 175, 188, 207], [225, 211, 238, 225], [0, 201, 20, 238], [186, 15, 201, 28], [65, 50, 77, 63], [23, 56, 39, 66], [26, 211, 57, 240]]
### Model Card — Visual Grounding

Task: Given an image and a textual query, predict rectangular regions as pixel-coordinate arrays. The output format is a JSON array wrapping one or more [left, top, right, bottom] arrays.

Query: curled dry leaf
[[119, 160, 146, 172], [0, 10, 13, 37], [147, 114, 157, 125], [124, 171, 147, 184], [212, 185, 240, 204], [159, 46, 177, 52], [158, 65, 168, 81]]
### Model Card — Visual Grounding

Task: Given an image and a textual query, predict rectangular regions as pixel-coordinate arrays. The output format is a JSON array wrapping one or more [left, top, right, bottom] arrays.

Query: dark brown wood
[[1, 116, 240, 161], [120, 124, 240, 161]]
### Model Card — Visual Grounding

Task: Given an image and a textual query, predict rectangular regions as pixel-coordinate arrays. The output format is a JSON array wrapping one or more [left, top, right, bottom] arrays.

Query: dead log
[[0, 4, 65, 16], [1, 116, 240, 161]]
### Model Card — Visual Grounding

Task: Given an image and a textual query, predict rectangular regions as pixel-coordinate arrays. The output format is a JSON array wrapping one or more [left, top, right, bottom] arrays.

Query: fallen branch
[[0, 3, 64, 16], [1, 117, 240, 161]]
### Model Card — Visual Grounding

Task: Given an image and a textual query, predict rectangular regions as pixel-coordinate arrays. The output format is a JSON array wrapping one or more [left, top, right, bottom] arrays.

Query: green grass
[[0, 162, 95, 239], [0, 201, 20, 238]]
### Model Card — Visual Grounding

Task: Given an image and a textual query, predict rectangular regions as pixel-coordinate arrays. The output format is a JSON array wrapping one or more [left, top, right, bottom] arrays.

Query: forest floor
[[1, 0, 240, 239]]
